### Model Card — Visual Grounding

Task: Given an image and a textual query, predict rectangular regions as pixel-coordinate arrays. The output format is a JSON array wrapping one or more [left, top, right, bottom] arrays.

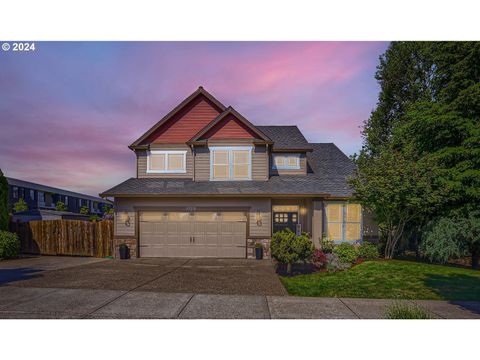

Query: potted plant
[[119, 243, 130, 259], [255, 242, 263, 260]]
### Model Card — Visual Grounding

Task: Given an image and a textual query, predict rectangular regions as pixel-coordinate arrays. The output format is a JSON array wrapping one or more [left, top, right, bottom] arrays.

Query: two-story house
[[101, 87, 377, 259]]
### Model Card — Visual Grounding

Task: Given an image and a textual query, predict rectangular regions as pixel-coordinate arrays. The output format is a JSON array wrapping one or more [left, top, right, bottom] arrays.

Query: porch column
[[312, 200, 323, 248]]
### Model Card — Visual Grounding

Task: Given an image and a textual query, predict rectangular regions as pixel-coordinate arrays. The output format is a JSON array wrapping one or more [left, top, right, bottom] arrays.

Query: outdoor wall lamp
[[300, 207, 307, 215], [255, 211, 263, 226], [121, 212, 131, 227]]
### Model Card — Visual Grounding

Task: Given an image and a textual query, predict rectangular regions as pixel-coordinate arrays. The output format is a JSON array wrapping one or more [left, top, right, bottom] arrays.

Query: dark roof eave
[[186, 139, 274, 146], [99, 192, 334, 198]]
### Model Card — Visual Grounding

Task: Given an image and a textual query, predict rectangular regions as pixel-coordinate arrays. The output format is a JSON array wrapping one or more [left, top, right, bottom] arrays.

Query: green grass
[[280, 260, 480, 300]]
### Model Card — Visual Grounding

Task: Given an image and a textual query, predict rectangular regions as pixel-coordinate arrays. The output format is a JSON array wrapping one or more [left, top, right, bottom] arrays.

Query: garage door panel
[[139, 211, 247, 258]]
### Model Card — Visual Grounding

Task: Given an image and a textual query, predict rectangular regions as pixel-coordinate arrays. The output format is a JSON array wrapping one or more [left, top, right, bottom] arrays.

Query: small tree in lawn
[[270, 228, 314, 274], [13, 198, 28, 213], [55, 201, 67, 211], [349, 145, 442, 259], [0, 169, 9, 231], [79, 205, 89, 215]]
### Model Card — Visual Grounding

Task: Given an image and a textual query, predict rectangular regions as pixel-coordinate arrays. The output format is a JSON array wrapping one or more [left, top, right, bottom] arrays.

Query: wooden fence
[[9, 220, 114, 258]]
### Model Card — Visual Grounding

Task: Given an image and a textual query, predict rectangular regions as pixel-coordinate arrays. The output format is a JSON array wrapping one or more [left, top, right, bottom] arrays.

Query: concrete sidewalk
[[1, 286, 479, 319]]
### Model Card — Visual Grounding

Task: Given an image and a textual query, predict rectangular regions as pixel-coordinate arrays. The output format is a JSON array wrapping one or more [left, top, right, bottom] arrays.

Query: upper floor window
[[325, 202, 362, 243], [12, 186, 18, 198], [147, 150, 187, 174], [64, 196, 68, 205], [30, 190, 35, 200], [210, 146, 252, 181], [272, 153, 300, 169]]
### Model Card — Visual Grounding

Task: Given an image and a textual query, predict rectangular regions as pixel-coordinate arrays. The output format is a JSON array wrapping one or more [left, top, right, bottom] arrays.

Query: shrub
[[255, 242, 263, 249], [384, 302, 432, 319], [333, 242, 359, 264], [325, 253, 351, 272], [13, 198, 28, 213], [89, 214, 101, 222], [311, 249, 327, 269], [55, 201, 68, 211], [271, 228, 314, 274], [320, 235, 335, 253], [358, 242, 380, 260], [0, 230, 20, 259], [79, 206, 89, 215]]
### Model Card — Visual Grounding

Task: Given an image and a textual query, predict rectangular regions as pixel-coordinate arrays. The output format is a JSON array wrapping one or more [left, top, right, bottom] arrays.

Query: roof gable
[[129, 87, 226, 148], [189, 107, 272, 144]]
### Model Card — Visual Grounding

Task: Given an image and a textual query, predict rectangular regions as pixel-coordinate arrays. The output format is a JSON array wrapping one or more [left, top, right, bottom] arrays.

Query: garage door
[[139, 211, 247, 258]]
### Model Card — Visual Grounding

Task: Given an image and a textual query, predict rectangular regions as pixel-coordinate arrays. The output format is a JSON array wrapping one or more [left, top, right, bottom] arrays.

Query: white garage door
[[139, 211, 247, 258]]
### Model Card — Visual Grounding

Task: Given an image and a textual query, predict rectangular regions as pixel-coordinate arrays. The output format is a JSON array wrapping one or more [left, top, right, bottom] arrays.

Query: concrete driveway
[[0, 256, 287, 296]]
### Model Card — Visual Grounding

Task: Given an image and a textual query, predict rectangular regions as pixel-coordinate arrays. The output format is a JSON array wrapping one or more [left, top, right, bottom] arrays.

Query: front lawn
[[279, 260, 480, 300]]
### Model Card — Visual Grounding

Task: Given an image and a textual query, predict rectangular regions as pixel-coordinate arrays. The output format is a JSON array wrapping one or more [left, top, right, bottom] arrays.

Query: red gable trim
[[129, 86, 226, 149], [188, 107, 273, 144], [201, 113, 258, 140], [145, 96, 221, 144]]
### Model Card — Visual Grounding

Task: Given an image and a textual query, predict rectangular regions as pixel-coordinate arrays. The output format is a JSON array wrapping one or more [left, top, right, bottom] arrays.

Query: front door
[[273, 211, 298, 233]]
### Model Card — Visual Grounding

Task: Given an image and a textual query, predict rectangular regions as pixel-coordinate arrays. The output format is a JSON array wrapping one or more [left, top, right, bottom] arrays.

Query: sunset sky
[[0, 41, 388, 196]]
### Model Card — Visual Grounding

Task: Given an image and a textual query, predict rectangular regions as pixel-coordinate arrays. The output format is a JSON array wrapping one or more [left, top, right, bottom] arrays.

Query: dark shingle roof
[[100, 143, 356, 198], [256, 126, 312, 151], [307, 143, 356, 178]]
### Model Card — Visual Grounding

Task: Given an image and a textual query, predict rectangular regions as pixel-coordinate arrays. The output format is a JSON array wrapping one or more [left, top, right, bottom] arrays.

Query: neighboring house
[[7, 177, 112, 215], [11, 209, 90, 222], [101, 87, 377, 259]]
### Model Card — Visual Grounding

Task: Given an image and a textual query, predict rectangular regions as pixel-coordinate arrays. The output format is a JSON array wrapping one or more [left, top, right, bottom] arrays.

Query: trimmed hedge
[[0, 230, 20, 259], [358, 242, 380, 260], [333, 242, 359, 264]]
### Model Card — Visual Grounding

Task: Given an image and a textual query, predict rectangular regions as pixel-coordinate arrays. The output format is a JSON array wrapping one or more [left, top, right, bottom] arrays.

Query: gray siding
[[136, 144, 193, 179]]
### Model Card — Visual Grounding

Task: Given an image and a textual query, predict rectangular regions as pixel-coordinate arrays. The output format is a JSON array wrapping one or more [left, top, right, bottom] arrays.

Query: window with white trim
[[147, 150, 187, 174], [210, 146, 252, 181], [272, 153, 300, 169], [325, 203, 362, 242]]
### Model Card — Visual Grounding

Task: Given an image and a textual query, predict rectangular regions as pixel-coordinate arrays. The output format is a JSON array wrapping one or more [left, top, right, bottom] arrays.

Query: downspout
[[191, 144, 195, 181]]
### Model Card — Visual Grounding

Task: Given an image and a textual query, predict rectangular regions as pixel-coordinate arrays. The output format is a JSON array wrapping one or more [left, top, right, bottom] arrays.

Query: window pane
[[233, 164, 249, 178], [274, 155, 285, 167], [213, 164, 229, 179], [168, 212, 190, 222], [287, 156, 298, 167], [346, 204, 361, 222], [167, 153, 184, 171], [345, 223, 361, 241], [328, 223, 343, 241], [233, 150, 249, 164], [213, 150, 229, 165], [150, 154, 165, 170], [326, 204, 343, 222], [222, 212, 247, 221]]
